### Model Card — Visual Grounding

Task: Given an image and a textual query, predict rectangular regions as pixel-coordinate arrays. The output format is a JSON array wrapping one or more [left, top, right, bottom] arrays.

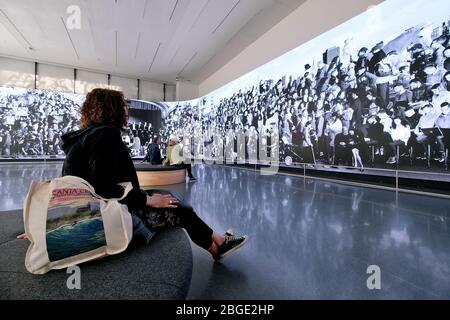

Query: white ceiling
[[0, 0, 306, 84]]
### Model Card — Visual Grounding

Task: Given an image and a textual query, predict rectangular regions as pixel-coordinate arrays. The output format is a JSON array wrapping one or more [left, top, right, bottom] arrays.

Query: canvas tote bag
[[23, 175, 133, 274]]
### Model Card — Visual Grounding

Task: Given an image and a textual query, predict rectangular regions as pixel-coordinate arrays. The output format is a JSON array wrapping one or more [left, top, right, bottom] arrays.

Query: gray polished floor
[[184, 165, 450, 300], [0, 163, 63, 211], [1, 163, 449, 299]]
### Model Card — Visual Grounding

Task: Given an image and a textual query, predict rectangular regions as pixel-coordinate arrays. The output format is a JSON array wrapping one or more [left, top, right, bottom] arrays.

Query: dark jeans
[[178, 162, 195, 178], [130, 191, 213, 250], [374, 132, 395, 158], [335, 146, 352, 165]]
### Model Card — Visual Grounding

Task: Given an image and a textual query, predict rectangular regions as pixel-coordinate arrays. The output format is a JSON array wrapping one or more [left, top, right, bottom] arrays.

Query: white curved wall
[[0, 57, 35, 89], [0, 56, 175, 101]]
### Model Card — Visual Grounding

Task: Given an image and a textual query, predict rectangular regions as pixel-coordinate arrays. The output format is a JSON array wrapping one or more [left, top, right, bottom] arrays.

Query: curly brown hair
[[80, 88, 128, 130]]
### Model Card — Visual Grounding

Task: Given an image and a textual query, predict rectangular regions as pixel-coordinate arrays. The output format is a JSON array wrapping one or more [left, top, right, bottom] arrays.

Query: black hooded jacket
[[61, 124, 147, 210]]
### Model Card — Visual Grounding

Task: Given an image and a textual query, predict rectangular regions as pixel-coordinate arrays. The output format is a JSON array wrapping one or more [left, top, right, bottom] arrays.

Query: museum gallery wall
[[1, 0, 450, 179]]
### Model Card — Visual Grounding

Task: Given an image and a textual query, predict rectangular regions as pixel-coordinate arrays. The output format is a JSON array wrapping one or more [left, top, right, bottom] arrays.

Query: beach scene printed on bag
[[46, 187, 106, 262]]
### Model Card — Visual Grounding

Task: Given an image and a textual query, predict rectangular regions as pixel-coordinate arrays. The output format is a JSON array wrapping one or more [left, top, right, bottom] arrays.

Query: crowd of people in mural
[[122, 122, 155, 157], [0, 87, 156, 159], [160, 101, 202, 157], [162, 21, 450, 170], [0, 88, 81, 158]]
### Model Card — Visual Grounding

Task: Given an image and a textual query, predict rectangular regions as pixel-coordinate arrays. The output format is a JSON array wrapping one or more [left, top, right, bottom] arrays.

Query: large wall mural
[[160, 0, 450, 175], [0, 87, 82, 158], [0, 87, 157, 159]]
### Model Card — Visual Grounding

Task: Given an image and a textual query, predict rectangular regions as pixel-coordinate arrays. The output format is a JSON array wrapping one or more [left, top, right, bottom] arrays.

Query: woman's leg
[[208, 233, 226, 256], [173, 206, 233, 258], [212, 233, 225, 247], [141, 203, 245, 259], [182, 162, 195, 179], [352, 149, 358, 167], [353, 149, 363, 168], [169, 205, 214, 250]]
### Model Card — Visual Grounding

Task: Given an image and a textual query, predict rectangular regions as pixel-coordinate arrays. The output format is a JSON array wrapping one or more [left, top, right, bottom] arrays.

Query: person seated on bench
[[18, 89, 248, 261], [334, 127, 351, 166], [435, 102, 450, 163], [390, 117, 411, 163], [414, 104, 439, 160], [348, 127, 367, 171], [142, 136, 164, 165], [163, 137, 197, 181]]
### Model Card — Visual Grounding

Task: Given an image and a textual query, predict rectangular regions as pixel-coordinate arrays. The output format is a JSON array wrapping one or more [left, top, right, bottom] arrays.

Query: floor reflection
[[0, 164, 62, 211], [186, 165, 450, 299]]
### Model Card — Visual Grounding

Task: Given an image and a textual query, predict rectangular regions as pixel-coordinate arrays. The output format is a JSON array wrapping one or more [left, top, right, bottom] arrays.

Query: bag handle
[[115, 182, 134, 201], [56, 176, 133, 202]]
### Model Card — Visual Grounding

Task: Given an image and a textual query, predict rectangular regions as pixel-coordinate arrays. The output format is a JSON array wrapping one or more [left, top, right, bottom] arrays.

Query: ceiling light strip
[[188, 0, 211, 32], [178, 51, 197, 76], [115, 31, 118, 66], [169, 0, 180, 21], [169, 47, 180, 64], [0, 9, 33, 50], [142, 0, 149, 19], [134, 32, 141, 59], [212, 0, 241, 34], [60, 16, 80, 60], [148, 42, 162, 72]]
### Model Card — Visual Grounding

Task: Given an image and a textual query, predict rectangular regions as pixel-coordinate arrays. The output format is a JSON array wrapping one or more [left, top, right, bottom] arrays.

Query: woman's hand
[[17, 233, 28, 240], [146, 194, 179, 209]]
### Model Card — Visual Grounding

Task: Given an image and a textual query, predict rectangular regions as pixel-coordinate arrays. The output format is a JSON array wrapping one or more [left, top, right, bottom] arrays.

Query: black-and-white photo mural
[[0, 87, 159, 160], [161, 0, 450, 176], [0, 87, 83, 158]]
